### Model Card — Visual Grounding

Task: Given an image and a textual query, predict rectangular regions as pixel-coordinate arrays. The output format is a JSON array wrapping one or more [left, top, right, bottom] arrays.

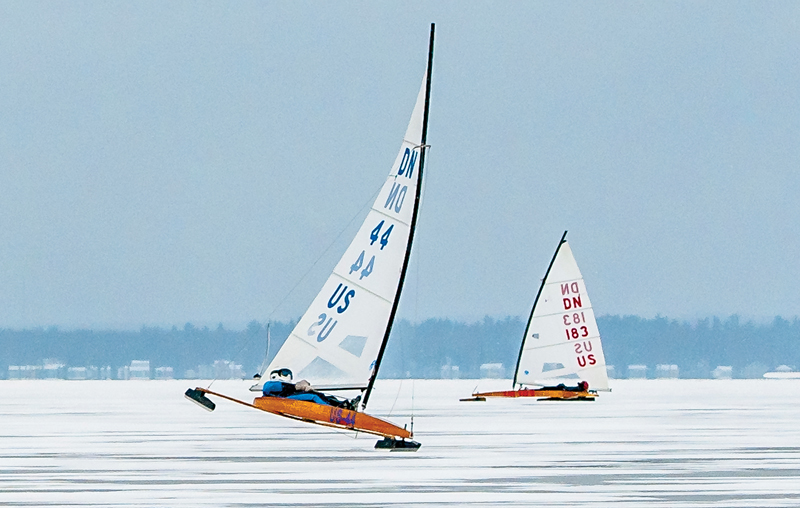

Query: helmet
[[269, 368, 293, 381]]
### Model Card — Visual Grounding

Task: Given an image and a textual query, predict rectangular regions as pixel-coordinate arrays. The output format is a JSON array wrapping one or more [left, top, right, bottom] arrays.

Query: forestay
[[264, 69, 429, 390], [515, 234, 609, 391]]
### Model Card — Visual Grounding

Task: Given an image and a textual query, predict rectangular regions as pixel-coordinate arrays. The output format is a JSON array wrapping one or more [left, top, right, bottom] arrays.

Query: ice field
[[1, 378, 799, 507]]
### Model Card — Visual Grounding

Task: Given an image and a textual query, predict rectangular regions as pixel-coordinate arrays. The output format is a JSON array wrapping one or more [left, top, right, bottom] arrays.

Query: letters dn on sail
[[384, 148, 417, 213], [561, 281, 582, 311]]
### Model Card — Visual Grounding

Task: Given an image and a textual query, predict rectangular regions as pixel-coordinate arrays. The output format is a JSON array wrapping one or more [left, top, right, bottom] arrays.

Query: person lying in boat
[[261, 368, 359, 410], [540, 380, 590, 392]]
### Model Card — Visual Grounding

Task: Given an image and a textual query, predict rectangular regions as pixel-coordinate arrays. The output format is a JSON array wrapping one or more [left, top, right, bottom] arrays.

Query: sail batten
[[372, 207, 413, 227], [525, 309, 597, 320]]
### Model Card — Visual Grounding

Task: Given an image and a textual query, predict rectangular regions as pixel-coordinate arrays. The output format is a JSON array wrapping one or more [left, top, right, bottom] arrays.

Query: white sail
[[264, 69, 430, 388], [515, 236, 609, 391]]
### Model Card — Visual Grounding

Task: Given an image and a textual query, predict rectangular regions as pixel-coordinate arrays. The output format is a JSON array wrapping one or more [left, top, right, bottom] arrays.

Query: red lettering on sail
[[558, 277, 596, 372], [561, 281, 580, 295], [563, 296, 582, 310]]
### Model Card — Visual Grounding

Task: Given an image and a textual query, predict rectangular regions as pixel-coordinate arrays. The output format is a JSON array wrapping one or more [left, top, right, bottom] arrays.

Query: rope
[[388, 379, 403, 417], [408, 149, 429, 426], [265, 185, 382, 323], [210, 183, 383, 388]]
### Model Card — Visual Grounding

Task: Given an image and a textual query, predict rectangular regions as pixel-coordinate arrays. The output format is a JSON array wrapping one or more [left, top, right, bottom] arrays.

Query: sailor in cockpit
[[540, 380, 590, 392], [261, 368, 359, 410]]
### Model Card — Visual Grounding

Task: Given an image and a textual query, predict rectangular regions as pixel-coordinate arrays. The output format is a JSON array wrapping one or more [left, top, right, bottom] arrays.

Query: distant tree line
[[599, 315, 800, 378], [1, 315, 798, 379]]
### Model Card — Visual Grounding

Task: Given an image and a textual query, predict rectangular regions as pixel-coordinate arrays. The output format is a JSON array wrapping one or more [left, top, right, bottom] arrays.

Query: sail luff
[[513, 230, 568, 387], [363, 23, 435, 409]]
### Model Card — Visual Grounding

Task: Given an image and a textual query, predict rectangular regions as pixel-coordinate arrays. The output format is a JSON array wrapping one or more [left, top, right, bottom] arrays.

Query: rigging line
[[411, 378, 415, 427], [266, 322, 271, 365], [207, 328, 255, 389], [411, 176, 423, 423], [207, 330, 256, 389], [389, 151, 427, 420], [265, 184, 383, 324], [388, 162, 428, 419], [255, 322, 271, 376], [208, 320, 267, 389], [407, 143, 429, 422], [217, 183, 384, 380], [388, 379, 403, 417]]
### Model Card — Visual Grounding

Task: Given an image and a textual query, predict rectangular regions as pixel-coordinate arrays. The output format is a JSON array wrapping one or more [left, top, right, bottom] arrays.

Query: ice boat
[[186, 24, 436, 450], [462, 231, 610, 402]]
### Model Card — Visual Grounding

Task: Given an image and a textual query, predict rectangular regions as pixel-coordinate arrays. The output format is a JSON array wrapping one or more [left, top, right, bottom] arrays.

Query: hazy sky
[[1, 2, 798, 329]]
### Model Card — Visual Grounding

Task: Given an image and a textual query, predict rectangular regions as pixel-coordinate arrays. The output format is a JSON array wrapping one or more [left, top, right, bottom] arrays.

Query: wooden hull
[[196, 387, 412, 439], [463, 388, 597, 401]]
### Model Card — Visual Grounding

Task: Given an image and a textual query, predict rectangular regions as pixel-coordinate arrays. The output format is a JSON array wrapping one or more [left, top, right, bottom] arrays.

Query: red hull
[[463, 388, 597, 401]]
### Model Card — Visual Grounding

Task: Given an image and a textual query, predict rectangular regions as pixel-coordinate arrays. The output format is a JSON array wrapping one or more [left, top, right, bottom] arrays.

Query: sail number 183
[[563, 312, 586, 326], [566, 327, 589, 340], [564, 312, 588, 339]]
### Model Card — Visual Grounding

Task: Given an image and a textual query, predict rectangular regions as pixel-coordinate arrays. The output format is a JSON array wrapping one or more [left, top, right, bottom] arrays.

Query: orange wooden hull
[[196, 388, 411, 439], [466, 388, 597, 400]]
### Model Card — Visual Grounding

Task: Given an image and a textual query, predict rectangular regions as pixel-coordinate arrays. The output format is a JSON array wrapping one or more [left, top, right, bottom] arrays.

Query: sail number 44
[[350, 251, 374, 280], [349, 220, 394, 280], [370, 220, 393, 249]]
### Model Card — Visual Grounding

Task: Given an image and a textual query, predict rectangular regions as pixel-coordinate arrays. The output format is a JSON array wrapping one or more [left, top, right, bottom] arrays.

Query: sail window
[[542, 362, 565, 372], [339, 335, 368, 358]]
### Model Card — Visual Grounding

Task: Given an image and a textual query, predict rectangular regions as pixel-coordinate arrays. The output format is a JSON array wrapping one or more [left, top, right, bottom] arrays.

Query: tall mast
[[513, 230, 568, 388], [363, 23, 435, 408]]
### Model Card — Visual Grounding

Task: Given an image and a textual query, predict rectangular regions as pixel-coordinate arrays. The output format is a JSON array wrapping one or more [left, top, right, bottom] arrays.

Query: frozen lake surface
[[1, 379, 799, 507]]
